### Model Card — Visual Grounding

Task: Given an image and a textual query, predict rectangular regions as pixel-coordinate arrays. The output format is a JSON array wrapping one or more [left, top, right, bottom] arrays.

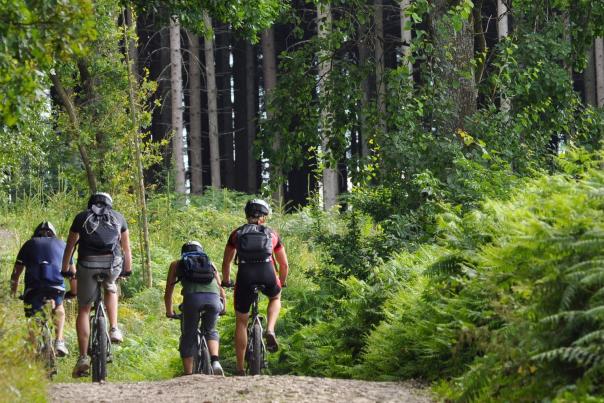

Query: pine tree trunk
[[169, 16, 186, 193], [187, 31, 203, 194], [203, 11, 221, 188], [245, 42, 258, 193], [233, 37, 248, 192], [261, 27, 283, 205], [374, 0, 387, 134], [317, 3, 338, 211], [400, 0, 413, 78], [595, 37, 604, 108], [585, 42, 597, 106], [217, 24, 235, 189]]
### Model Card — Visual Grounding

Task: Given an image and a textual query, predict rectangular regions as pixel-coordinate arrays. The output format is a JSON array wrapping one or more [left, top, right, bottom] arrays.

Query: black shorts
[[234, 263, 281, 314], [23, 287, 65, 318]]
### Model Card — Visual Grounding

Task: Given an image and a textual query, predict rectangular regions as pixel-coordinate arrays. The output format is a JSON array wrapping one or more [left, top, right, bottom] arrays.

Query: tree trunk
[[245, 42, 258, 193], [430, 0, 477, 133], [49, 73, 97, 192], [357, 23, 371, 160], [374, 0, 387, 134], [217, 24, 235, 189], [187, 31, 203, 194], [399, 0, 413, 78], [124, 7, 152, 288], [497, 0, 511, 112], [261, 27, 282, 205], [317, 3, 338, 211], [169, 16, 186, 193], [203, 11, 221, 188], [595, 37, 604, 108], [585, 42, 597, 106], [233, 37, 248, 192]]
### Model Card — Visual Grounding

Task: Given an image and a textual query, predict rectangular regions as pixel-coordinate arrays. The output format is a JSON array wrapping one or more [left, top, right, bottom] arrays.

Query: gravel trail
[[49, 375, 432, 402]]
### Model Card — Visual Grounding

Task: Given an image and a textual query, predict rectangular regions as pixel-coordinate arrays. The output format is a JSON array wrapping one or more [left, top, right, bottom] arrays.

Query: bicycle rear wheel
[[91, 309, 108, 382], [198, 337, 213, 375], [41, 323, 57, 378], [247, 322, 263, 375]]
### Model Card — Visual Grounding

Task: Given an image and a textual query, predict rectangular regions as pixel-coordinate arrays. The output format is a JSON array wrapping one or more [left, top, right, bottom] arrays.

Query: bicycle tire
[[91, 309, 108, 382], [199, 337, 213, 375], [248, 322, 263, 375], [41, 323, 57, 378]]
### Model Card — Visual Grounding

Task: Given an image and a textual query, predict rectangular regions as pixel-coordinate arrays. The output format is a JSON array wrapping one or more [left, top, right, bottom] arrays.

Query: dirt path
[[49, 375, 432, 402]]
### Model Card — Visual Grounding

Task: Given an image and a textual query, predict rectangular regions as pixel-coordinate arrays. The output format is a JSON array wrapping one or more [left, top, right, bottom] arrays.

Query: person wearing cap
[[10, 221, 74, 357], [62, 192, 132, 377], [221, 199, 289, 375], [164, 241, 226, 375]]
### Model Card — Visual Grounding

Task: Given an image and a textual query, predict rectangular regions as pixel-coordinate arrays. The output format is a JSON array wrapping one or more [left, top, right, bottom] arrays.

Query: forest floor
[[49, 375, 432, 402]]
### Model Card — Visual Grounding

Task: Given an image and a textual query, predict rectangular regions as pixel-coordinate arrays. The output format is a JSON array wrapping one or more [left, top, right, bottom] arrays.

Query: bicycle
[[88, 272, 112, 382], [20, 288, 63, 379], [169, 304, 214, 375], [246, 285, 267, 375]]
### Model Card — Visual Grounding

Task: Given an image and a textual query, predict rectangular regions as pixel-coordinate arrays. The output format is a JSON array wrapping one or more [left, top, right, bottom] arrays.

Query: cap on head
[[33, 221, 57, 238], [181, 240, 203, 255], [88, 192, 113, 209], [244, 199, 271, 218]]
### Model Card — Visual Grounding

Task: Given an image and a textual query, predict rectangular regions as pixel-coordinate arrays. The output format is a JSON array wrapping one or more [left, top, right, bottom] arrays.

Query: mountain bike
[[246, 285, 267, 375], [88, 272, 112, 382], [169, 304, 213, 375], [21, 288, 63, 379]]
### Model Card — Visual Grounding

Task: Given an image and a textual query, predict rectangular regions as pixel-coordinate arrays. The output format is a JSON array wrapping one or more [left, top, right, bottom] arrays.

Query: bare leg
[[53, 304, 66, 340], [70, 278, 78, 295], [207, 339, 219, 357], [235, 312, 249, 372], [104, 289, 118, 329], [76, 305, 92, 356], [182, 357, 193, 375], [266, 294, 281, 333]]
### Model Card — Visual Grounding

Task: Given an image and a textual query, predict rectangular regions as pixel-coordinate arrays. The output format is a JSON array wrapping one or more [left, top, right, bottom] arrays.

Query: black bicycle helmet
[[33, 221, 57, 238], [181, 240, 203, 255], [87, 192, 113, 209], [244, 199, 271, 218]]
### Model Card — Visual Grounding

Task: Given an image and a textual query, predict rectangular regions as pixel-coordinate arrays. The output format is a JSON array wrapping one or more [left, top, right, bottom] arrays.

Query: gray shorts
[[76, 255, 122, 306], [180, 292, 223, 358]]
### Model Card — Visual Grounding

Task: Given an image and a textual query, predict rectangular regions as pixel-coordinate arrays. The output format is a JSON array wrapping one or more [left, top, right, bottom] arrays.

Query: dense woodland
[[2, 0, 604, 401]]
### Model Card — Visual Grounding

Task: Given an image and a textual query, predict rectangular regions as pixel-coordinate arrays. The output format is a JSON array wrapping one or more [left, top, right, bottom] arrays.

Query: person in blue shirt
[[10, 221, 75, 357]]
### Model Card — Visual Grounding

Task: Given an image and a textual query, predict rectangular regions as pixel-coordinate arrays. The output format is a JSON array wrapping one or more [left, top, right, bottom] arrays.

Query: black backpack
[[236, 224, 273, 264], [178, 252, 215, 284], [81, 205, 121, 255]]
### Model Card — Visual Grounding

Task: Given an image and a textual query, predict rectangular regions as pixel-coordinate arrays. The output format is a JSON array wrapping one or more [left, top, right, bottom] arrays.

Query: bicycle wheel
[[199, 337, 213, 375], [41, 323, 57, 378], [91, 309, 108, 382], [247, 322, 263, 375]]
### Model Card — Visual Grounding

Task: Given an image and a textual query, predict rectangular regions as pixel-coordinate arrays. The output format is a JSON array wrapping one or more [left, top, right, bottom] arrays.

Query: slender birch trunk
[[399, 0, 413, 78], [203, 11, 221, 188], [169, 16, 186, 193], [595, 37, 604, 108], [317, 3, 338, 211], [497, 0, 511, 112]]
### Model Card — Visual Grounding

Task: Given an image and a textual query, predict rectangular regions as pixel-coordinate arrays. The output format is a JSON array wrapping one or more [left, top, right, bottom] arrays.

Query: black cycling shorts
[[234, 263, 281, 314]]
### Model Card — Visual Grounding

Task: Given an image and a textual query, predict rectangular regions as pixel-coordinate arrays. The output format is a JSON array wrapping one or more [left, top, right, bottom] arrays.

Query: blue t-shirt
[[16, 237, 70, 290]]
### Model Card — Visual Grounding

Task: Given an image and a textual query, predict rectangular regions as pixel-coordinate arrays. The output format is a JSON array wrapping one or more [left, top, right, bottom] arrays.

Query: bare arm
[[62, 231, 79, 273], [164, 261, 178, 317], [10, 264, 25, 297], [120, 230, 132, 273], [274, 247, 289, 286], [221, 246, 237, 285]]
